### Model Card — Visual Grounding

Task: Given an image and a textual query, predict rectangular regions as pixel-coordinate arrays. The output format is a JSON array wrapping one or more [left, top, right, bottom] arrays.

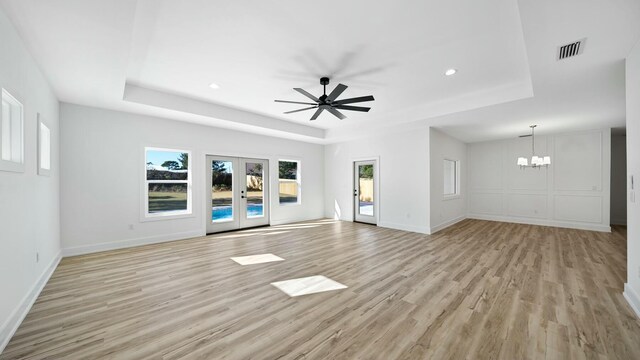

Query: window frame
[[278, 159, 301, 206], [142, 146, 193, 221], [443, 158, 460, 199], [38, 113, 51, 176], [0, 88, 25, 173]]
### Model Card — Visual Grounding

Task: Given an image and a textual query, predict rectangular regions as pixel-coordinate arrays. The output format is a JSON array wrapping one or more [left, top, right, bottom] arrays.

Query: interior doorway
[[206, 156, 269, 233], [354, 160, 377, 225]]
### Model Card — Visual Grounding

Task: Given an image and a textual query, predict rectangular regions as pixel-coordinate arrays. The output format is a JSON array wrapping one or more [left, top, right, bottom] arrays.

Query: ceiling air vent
[[557, 38, 586, 60]]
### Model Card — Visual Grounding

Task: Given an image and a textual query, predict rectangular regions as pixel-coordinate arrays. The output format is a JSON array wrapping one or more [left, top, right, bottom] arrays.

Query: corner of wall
[[0, 251, 61, 354], [624, 283, 640, 319]]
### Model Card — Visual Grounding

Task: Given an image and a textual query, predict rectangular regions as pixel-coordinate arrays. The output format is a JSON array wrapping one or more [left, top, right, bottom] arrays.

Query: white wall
[[324, 128, 430, 234], [467, 129, 611, 232], [624, 40, 640, 318], [429, 128, 467, 233], [60, 103, 324, 255], [0, 8, 60, 352], [611, 134, 627, 225]]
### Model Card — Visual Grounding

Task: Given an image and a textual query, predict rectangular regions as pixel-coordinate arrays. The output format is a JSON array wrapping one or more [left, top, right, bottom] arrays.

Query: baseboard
[[467, 214, 611, 233], [377, 221, 430, 234], [624, 283, 640, 319], [270, 215, 325, 226], [0, 251, 61, 354], [430, 216, 467, 234], [62, 230, 204, 257]]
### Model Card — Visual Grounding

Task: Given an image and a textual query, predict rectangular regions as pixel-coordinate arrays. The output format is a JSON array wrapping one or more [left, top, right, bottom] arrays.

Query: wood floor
[[2, 219, 639, 359]]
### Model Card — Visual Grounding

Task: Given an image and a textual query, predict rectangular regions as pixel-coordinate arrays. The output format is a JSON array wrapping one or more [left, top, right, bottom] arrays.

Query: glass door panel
[[358, 164, 374, 216], [245, 162, 264, 218], [212, 160, 234, 222], [354, 160, 377, 224], [239, 158, 269, 228]]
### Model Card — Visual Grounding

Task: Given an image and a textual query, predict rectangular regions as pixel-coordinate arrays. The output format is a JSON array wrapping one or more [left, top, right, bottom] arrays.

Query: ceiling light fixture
[[445, 68, 457, 76], [517, 125, 551, 169], [209, 82, 220, 89]]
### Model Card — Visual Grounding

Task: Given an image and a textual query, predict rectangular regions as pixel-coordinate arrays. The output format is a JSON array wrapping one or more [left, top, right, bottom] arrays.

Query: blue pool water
[[212, 204, 263, 221]]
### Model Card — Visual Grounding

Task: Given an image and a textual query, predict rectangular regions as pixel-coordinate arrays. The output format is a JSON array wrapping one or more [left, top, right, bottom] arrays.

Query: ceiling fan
[[274, 77, 375, 121]]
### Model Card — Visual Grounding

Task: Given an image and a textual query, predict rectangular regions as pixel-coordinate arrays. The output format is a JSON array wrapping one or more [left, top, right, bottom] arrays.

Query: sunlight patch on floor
[[230, 253, 285, 265], [271, 275, 347, 297]]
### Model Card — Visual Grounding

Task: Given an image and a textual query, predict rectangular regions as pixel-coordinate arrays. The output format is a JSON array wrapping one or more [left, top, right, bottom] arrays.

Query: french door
[[206, 156, 269, 233], [354, 160, 377, 225]]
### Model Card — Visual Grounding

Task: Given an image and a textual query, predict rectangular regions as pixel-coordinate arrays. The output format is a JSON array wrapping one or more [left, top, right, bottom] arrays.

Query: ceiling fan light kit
[[517, 125, 551, 169], [275, 77, 375, 121]]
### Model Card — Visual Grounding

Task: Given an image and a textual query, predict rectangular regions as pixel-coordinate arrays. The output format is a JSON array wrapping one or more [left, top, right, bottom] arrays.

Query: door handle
[[354, 190, 358, 196]]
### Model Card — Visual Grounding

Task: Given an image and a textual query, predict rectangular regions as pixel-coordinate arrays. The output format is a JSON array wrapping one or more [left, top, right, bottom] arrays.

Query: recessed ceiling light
[[209, 82, 220, 89], [445, 69, 457, 76]]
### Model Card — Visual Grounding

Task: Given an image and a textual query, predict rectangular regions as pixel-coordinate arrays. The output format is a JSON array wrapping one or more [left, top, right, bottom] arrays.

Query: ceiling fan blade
[[284, 106, 317, 114], [294, 88, 320, 102], [327, 107, 347, 120], [333, 95, 375, 105], [333, 105, 370, 112], [326, 83, 348, 102], [310, 108, 324, 121], [519, 134, 533, 138], [275, 100, 317, 105]]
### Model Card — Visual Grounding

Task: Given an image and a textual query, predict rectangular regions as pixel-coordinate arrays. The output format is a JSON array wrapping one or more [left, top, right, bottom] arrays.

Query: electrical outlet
[[128, 224, 134, 230], [36, 252, 39, 263]]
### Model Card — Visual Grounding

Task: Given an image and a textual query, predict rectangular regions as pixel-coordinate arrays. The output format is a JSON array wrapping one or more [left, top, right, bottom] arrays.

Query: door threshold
[[206, 224, 271, 236], [353, 221, 377, 226]]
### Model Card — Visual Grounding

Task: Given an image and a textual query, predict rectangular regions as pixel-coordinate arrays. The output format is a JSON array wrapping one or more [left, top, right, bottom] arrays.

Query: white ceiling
[[0, 0, 638, 143]]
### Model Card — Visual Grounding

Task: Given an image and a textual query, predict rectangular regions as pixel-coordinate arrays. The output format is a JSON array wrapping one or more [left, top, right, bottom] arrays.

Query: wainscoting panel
[[554, 132, 602, 191], [507, 194, 548, 219], [554, 195, 602, 223]]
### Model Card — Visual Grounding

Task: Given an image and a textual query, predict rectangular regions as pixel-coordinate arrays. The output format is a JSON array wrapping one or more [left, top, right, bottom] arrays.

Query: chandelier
[[517, 125, 550, 169]]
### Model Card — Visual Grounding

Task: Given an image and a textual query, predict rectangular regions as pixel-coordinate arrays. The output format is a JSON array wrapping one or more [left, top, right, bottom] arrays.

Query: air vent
[[557, 38, 586, 60]]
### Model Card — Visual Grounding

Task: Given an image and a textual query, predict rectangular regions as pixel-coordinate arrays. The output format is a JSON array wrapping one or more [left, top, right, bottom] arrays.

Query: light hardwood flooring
[[2, 219, 639, 359]]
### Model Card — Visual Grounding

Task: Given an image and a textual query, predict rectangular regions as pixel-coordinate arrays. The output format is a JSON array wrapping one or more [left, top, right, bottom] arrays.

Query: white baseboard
[[62, 230, 204, 257], [624, 283, 640, 319], [467, 214, 611, 233], [270, 215, 325, 226], [377, 221, 430, 234], [430, 216, 467, 234], [0, 251, 61, 354]]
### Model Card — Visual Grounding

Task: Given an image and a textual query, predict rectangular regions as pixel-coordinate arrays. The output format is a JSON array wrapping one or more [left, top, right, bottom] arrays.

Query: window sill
[[0, 160, 25, 173], [279, 202, 301, 207], [140, 212, 194, 222], [443, 195, 461, 201]]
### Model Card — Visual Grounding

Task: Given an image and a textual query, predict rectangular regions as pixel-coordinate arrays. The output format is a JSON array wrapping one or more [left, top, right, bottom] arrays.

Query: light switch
[[631, 191, 636, 203]]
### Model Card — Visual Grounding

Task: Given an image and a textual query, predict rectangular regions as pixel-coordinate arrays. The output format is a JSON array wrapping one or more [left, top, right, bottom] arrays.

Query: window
[[444, 159, 459, 197], [279, 160, 300, 205], [0, 89, 24, 172], [144, 148, 192, 218]]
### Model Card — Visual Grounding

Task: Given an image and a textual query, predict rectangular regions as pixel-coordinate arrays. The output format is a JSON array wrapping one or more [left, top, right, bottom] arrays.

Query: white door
[[206, 156, 269, 233], [354, 160, 376, 224]]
